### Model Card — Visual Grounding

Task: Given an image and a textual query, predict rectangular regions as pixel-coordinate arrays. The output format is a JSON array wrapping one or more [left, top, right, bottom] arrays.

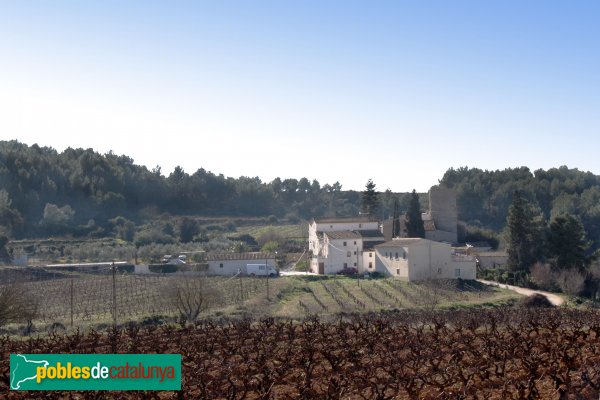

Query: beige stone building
[[374, 238, 476, 281]]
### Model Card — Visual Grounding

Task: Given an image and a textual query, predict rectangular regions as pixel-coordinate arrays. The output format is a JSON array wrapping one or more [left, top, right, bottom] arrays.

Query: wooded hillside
[[440, 166, 600, 249], [2, 141, 600, 251], [0, 141, 409, 239]]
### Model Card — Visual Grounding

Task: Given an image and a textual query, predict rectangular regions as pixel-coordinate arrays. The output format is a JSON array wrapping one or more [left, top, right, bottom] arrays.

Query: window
[[353, 251, 356, 255], [437, 268, 442, 275], [385, 252, 388, 257], [403, 251, 407, 260], [395, 252, 399, 259], [344, 263, 348, 268], [369, 262, 373, 269], [219, 263, 223, 268], [396, 269, 400, 275], [454, 268, 461, 278], [260, 265, 265, 270], [369, 253, 372, 258], [353, 262, 357, 267], [347, 251, 351, 257], [330, 225, 333, 228], [343, 241, 347, 246], [354, 241, 357, 245]]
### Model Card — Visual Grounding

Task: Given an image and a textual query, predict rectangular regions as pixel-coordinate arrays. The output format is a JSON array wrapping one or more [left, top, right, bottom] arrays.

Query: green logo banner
[[10, 354, 181, 391]]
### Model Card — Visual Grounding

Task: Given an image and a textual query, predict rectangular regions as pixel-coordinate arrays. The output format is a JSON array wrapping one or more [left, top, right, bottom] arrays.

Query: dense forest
[[2, 141, 600, 253], [0, 141, 410, 239], [440, 166, 600, 250]]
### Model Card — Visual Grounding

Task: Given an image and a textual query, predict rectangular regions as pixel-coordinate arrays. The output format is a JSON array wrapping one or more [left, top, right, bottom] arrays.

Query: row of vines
[[2, 308, 600, 398], [2, 272, 270, 328]]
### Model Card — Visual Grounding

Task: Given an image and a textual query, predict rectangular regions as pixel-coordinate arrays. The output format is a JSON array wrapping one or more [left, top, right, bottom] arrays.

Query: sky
[[1, 1, 599, 192]]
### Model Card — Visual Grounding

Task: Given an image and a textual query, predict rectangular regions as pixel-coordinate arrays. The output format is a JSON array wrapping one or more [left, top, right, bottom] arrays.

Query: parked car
[[336, 267, 358, 275]]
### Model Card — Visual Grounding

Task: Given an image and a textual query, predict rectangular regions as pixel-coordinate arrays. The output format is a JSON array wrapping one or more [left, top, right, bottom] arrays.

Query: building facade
[[204, 252, 277, 276], [374, 238, 476, 281], [309, 217, 383, 274]]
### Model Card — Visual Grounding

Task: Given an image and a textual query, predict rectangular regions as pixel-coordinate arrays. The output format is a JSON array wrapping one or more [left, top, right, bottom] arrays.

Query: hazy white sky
[[1, 1, 599, 192]]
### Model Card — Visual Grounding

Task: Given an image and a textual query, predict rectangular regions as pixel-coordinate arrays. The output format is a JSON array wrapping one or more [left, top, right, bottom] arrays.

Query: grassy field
[[0, 270, 522, 334]]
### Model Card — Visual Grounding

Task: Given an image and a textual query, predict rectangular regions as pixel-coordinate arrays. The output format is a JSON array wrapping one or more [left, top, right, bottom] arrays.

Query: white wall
[[308, 220, 379, 275], [375, 239, 476, 281], [477, 253, 508, 270], [207, 259, 276, 276], [312, 220, 379, 233], [361, 251, 376, 274], [375, 245, 410, 280], [321, 237, 362, 274], [309, 220, 377, 256]]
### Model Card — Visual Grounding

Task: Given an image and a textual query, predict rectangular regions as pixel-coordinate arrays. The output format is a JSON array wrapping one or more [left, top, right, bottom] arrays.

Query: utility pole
[[111, 262, 117, 328], [70, 277, 74, 328], [357, 249, 360, 286], [266, 255, 270, 301], [238, 268, 243, 302]]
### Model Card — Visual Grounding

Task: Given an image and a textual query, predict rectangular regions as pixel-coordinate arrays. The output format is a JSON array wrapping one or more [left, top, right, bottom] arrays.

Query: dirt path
[[477, 279, 565, 306]]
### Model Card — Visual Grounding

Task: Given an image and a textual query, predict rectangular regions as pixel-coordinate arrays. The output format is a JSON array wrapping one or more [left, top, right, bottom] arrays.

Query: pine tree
[[505, 191, 544, 274], [547, 213, 591, 271], [361, 179, 379, 219], [405, 190, 425, 238]]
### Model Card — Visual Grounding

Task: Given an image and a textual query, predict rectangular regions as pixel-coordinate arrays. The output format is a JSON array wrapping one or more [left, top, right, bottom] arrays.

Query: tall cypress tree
[[392, 198, 401, 237], [405, 190, 425, 238], [361, 179, 379, 219]]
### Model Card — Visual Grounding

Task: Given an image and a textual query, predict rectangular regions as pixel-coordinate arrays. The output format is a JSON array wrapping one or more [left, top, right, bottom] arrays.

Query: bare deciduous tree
[[168, 277, 218, 323], [0, 283, 39, 330], [530, 262, 556, 291], [556, 268, 585, 296]]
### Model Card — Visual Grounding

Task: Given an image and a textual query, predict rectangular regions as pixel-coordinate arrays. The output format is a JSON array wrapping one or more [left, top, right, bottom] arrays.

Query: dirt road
[[477, 279, 565, 306]]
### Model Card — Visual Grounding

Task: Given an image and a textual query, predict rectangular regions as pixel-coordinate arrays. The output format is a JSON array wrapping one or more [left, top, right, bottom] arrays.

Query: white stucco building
[[308, 217, 384, 274], [204, 252, 277, 276], [374, 238, 476, 281]]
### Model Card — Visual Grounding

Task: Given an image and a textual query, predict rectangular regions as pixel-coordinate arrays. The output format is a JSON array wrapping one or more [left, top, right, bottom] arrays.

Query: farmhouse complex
[[309, 186, 476, 280]]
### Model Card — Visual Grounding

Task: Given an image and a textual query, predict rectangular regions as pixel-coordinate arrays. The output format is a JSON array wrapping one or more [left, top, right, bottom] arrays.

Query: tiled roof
[[313, 216, 375, 224], [356, 229, 384, 238], [363, 239, 386, 250], [203, 252, 276, 261], [375, 238, 426, 247], [325, 231, 362, 240]]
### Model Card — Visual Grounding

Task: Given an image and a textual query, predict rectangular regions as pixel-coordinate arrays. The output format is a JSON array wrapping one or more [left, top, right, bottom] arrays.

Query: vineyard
[[277, 277, 518, 318], [0, 269, 278, 329], [0, 268, 519, 332], [3, 308, 600, 398]]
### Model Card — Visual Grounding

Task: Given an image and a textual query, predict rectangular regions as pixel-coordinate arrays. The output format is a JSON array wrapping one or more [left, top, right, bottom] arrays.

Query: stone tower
[[428, 186, 458, 243]]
